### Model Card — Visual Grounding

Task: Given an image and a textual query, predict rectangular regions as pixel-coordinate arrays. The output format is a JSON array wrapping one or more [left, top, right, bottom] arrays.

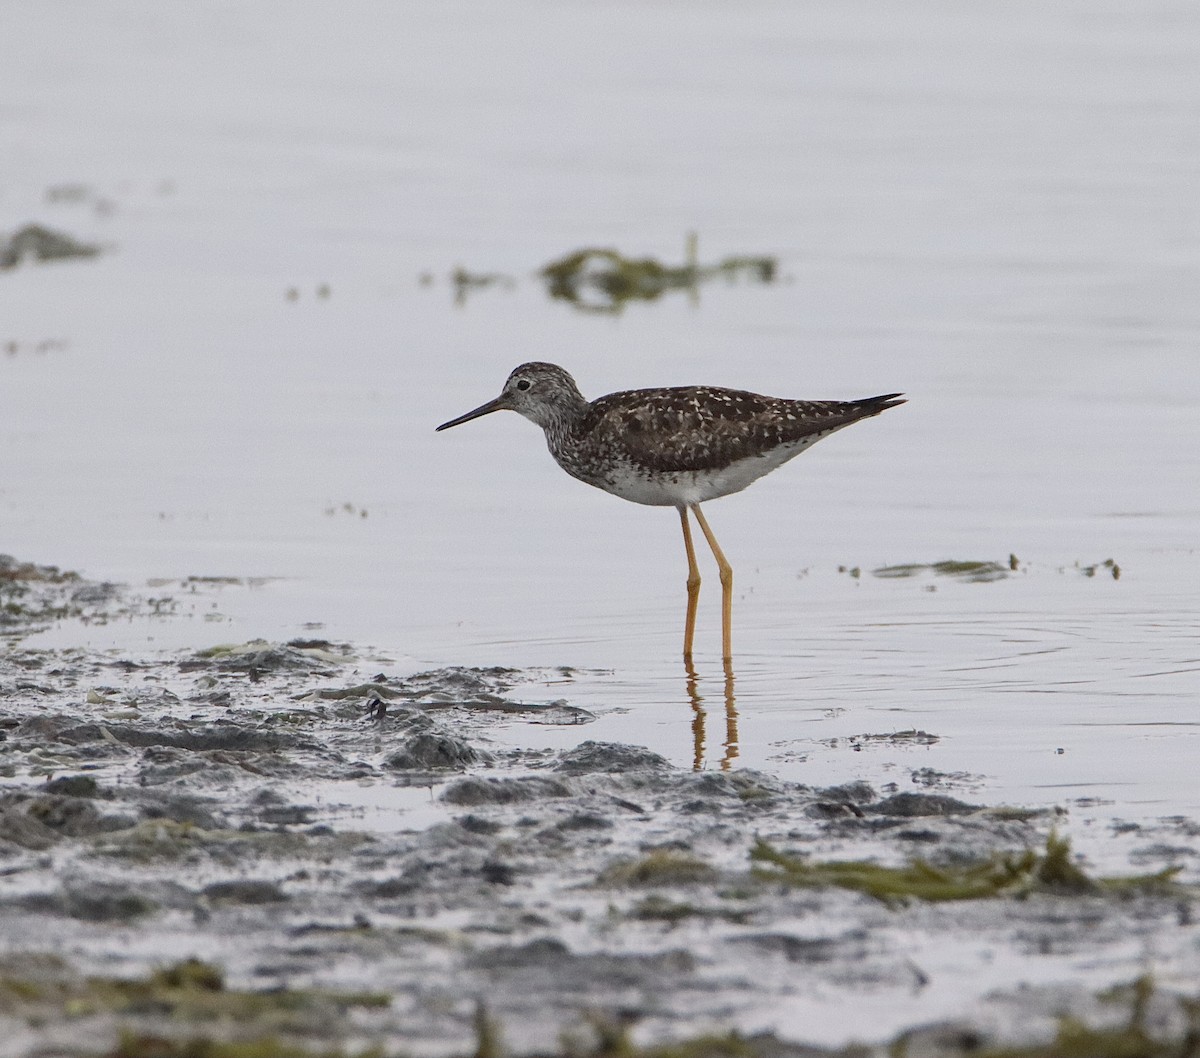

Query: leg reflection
[[721, 656, 739, 771], [683, 657, 739, 771], [685, 658, 704, 771]]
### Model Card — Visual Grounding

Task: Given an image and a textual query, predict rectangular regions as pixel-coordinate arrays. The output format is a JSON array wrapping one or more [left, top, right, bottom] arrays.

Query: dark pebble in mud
[[203, 880, 289, 905], [442, 776, 573, 806], [553, 740, 670, 775]]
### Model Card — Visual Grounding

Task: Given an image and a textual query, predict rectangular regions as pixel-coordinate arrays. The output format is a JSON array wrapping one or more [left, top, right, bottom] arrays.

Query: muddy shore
[[1, 558, 1197, 1057]]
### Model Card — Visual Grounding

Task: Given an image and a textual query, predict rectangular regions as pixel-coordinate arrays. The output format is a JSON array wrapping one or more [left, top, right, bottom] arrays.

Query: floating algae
[[870, 557, 1124, 583], [450, 266, 516, 306], [0, 224, 101, 269], [872, 559, 1010, 583], [541, 235, 776, 313], [1079, 557, 1122, 580]]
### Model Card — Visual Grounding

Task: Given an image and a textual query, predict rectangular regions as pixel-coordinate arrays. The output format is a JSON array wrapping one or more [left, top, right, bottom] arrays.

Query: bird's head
[[436, 362, 586, 432]]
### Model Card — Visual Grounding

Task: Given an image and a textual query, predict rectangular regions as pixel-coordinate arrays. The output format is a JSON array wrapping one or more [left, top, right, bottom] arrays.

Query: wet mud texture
[[1, 573, 1199, 1056]]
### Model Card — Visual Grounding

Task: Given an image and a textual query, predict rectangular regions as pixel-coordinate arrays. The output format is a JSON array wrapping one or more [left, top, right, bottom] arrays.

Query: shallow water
[[2, 0, 1198, 890]]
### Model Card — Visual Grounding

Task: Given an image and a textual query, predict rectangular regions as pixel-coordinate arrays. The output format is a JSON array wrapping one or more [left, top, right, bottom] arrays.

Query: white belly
[[588, 436, 824, 507]]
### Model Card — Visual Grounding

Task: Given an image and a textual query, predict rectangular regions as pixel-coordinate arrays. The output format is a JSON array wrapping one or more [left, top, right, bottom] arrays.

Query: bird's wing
[[585, 387, 886, 473]]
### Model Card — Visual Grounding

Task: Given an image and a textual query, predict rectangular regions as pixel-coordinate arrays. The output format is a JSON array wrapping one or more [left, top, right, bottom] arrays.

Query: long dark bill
[[435, 395, 509, 432]]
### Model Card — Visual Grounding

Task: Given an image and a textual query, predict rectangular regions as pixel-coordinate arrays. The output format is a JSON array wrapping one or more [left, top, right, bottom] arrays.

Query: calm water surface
[[2, 2, 1198, 871]]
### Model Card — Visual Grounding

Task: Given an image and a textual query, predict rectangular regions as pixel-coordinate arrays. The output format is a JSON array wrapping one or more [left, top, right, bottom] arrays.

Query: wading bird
[[437, 362, 904, 661]]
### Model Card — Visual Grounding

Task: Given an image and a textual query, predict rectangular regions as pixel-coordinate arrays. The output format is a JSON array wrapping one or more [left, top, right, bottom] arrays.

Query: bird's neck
[[536, 395, 590, 452]]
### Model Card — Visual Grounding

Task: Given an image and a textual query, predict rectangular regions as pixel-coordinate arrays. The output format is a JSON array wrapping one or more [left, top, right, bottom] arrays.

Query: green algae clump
[[751, 832, 1183, 904], [541, 241, 776, 313], [872, 559, 1009, 582], [600, 849, 718, 887]]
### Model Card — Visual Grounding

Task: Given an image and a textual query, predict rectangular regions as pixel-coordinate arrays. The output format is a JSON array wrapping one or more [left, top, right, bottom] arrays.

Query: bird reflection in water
[[685, 658, 739, 771]]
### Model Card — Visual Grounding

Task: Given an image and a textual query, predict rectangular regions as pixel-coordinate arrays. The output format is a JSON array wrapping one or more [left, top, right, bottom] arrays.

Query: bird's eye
[[516, 379, 531, 391]]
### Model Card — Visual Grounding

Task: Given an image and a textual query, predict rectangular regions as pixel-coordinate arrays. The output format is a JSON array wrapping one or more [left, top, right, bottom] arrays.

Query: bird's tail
[[852, 392, 907, 417]]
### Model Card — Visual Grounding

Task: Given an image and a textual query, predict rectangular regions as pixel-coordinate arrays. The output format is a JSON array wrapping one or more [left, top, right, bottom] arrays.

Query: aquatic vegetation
[[600, 849, 718, 887], [872, 559, 1009, 582], [473, 1000, 504, 1058], [629, 895, 706, 923], [92, 819, 368, 864], [1079, 557, 1121, 580], [751, 833, 1184, 904], [285, 282, 332, 301], [540, 238, 776, 313], [94, 977, 1195, 1058], [628, 895, 753, 926], [450, 266, 516, 306], [3, 337, 70, 357], [0, 556, 80, 585], [0, 223, 101, 269], [110, 1034, 378, 1057], [820, 729, 940, 750], [0, 957, 388, 1057], [150, 958, 226, 992], [735, 783, 775, 802], [869, 556, 1124, 584], [947, 975, 1200, 1058]]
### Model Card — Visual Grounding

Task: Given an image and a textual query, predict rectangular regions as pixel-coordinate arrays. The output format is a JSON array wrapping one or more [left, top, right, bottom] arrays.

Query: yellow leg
[[691, 504, 733, 662], [679, 506, 701, 661]]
